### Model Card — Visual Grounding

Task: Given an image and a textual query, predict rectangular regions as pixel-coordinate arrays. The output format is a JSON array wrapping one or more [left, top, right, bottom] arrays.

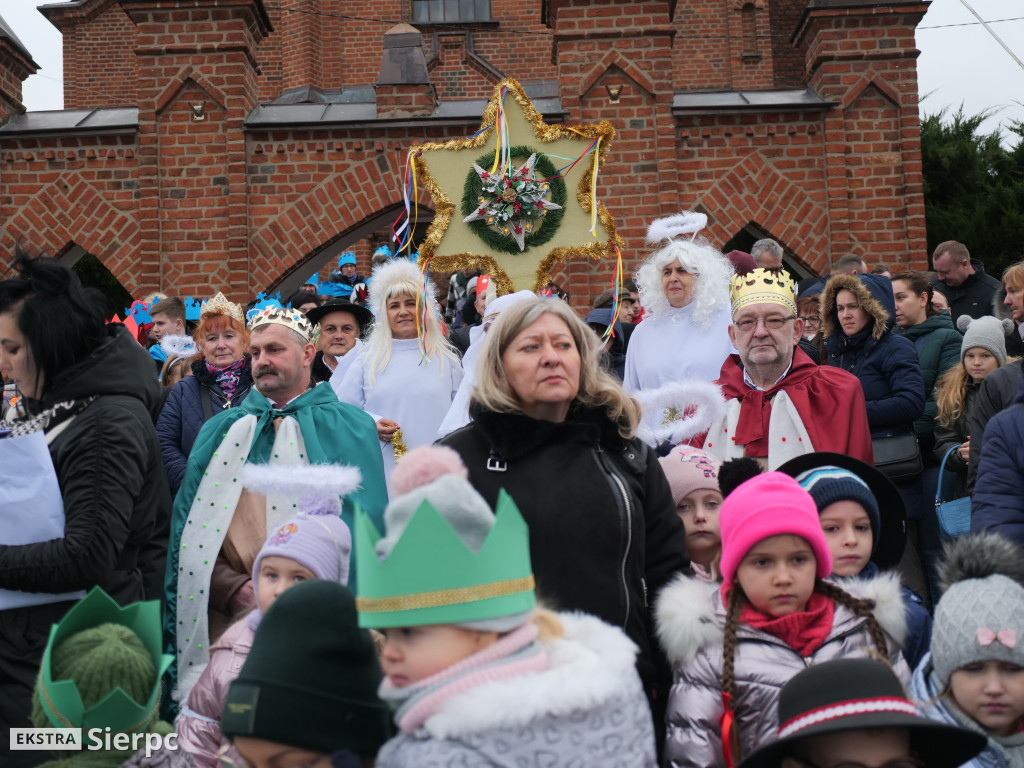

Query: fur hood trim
[[821, 273, 889, 341], [837, 570, 908, 646], [423, 612, 641, 739], [655, 571, 907, 665], [655, 574, 723, 666]]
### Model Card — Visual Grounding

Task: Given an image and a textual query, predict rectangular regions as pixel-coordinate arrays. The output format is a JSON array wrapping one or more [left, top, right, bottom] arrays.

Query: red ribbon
[[721, 691, 735, 768]]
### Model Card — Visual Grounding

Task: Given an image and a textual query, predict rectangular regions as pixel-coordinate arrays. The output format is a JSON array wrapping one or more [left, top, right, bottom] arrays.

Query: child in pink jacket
[[176, 481, 352, 768]]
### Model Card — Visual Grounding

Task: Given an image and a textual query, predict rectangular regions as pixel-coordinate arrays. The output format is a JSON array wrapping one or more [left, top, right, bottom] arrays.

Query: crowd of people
[[1, 222, 1023, 768]]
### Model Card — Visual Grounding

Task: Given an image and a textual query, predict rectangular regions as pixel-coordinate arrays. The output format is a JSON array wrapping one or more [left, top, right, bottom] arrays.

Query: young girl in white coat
[[656, 471, 909, 768]]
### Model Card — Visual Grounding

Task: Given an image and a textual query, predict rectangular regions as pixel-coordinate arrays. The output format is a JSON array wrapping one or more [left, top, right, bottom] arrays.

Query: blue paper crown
[[124, 300, 152, 324], [183, 297, 202, 322], [246, 292, 284, 322]]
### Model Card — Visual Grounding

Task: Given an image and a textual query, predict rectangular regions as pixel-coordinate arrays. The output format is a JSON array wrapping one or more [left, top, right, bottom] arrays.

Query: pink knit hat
[[658, 446, 722, 504], [719, 472, 832, 590]]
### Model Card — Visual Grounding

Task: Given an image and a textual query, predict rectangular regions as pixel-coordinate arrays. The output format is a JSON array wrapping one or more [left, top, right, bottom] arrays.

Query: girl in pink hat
[[655, 471, 910, 768]]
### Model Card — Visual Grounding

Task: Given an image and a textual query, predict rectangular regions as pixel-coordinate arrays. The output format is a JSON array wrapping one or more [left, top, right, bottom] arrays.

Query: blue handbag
[[935, 444, 971, 538]]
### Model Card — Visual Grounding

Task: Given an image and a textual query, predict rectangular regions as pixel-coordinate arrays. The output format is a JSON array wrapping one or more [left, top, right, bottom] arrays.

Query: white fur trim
[[646, 212, 708, 245], [703, 391, 815, 468], [239, 462, 362, 500], [634, 379, 726, 446], [160, 334, 197, 357], [655, 574, 722, 666], [422, 613, 641, 739], [838, 571, 908, 647]]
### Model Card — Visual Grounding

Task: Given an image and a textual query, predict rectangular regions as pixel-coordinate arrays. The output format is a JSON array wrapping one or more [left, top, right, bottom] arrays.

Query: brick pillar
[[41, 0, 138, 110], [120, 0, 271, 300], [0, 22, 38, 124], [794, 1, 929, 269], [547, 0, 676, 307], [376, 24, 436, 118]]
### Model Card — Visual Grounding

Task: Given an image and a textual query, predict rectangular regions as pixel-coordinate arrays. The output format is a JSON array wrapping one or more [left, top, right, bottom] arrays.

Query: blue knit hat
[[795, 466, 880, 554]]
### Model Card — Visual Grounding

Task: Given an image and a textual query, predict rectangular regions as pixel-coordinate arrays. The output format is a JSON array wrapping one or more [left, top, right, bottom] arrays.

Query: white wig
[[634, 212, 734, 330], [364, 259, 459, 383]]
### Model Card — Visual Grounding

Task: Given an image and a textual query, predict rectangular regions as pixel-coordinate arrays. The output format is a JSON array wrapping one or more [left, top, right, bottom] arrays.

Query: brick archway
[[250, 151, 407, 292], [1, 178, 140, 290], [697, 154, 831, 274]]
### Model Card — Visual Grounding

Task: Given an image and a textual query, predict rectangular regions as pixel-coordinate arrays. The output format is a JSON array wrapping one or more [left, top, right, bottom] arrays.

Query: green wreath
[[461, 146, 567, 254]]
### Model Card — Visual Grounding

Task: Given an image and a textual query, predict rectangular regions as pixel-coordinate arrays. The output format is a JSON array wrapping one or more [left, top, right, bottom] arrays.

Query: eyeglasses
[[734, 315, 797, 333], [800, 315, 821, 326], [791, 758, 923, 768]]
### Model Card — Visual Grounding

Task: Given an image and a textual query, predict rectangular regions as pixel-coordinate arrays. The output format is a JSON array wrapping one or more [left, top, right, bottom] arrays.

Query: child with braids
[[655, 472, 910, 768]]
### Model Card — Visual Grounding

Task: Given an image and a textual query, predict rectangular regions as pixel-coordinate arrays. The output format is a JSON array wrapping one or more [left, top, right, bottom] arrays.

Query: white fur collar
[[422, 612, 641, 739], [655, 571, 908, 666]]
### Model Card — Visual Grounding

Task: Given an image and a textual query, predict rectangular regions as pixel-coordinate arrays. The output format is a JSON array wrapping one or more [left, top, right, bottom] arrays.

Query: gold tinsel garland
[[390, 428, 407, 462]]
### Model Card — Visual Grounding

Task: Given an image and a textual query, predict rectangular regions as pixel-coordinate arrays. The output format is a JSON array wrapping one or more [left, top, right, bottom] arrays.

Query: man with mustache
[[163, 306, 387, 711], [703, 268, 873, 469]]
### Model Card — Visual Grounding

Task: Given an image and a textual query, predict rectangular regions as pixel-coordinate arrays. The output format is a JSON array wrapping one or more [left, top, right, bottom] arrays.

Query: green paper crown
[[355, 489, 536, 628], [36, 587, 173, 733]]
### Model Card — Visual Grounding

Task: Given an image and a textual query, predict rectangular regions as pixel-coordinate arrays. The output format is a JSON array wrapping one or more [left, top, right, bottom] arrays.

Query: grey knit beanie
[[957, 315, 1013, 365], [932, 534, 1024, 686]]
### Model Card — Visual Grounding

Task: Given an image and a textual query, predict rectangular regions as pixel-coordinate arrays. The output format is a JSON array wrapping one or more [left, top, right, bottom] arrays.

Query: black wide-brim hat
[[737, 659, 986, 768], [776, 451, 906, 571], [305, 299, 373, 331]]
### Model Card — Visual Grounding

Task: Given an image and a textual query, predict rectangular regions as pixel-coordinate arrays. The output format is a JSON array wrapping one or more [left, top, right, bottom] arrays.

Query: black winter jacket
[[934, 379, 979, 500], [438, 406, 690, 704], [0, 325, 172, 605], [931, 258, 1002, 326]]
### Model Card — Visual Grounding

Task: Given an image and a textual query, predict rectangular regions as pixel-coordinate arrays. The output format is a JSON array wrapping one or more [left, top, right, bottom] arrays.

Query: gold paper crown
[[200, 291, 244, 324], [247, 306, 316, 342], [729, 268, 797, 315]]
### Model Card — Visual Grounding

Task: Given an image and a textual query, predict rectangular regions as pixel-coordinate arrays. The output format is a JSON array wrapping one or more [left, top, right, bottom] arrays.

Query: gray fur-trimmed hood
[[654, 571, 908, 666], [821, 273, 894, 341]]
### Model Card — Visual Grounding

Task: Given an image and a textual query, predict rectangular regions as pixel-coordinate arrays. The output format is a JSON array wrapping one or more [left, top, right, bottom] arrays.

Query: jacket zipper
[[594, 445, 633, 630]]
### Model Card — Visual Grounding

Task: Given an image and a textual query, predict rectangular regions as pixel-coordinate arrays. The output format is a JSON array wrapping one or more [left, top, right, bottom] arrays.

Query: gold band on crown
[[356, 576, 536, 614], [247, 307, 316, 343], [729, 268, 797, 315]]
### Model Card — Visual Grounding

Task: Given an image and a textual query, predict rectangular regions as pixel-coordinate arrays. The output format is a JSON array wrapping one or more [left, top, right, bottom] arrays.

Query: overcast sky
[[0, 0, 1022, 143]]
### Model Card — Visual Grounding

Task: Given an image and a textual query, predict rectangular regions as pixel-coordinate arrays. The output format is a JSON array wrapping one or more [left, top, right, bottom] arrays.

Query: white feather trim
[[368, 259, 433, 318], [634, 379, 726, 446], [836, 571, 908, 647], [423, 612, 643, 738], [160, 334, 197, 358], [239, 462, 362, 500], [646, 211, 708, 245], [655, 574, 722, 665]]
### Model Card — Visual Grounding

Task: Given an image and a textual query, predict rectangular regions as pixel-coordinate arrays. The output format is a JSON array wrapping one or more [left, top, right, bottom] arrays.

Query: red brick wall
[[0, 0, 931, 297]]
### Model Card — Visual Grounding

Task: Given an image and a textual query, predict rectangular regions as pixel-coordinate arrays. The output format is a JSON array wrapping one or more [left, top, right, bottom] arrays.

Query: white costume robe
[[623, 304, 734, 394], [334, 338, 463, 488]]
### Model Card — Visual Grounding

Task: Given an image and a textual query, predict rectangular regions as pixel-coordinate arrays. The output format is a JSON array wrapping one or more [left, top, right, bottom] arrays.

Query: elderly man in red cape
[[703, 268, 873, 468]]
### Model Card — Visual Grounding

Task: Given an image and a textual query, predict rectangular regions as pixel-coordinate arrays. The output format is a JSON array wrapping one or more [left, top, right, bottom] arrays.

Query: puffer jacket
[[968, 359, 1024, 493], [176, 618, 252, 768], [910, 652, 1019, 768], [896, 312, 962, 449], [971, 369, 1024, 547], [655, 573, 910, 768], [438, 405, 690, 725], [155, 358, 252, 494], [822, 273, 925, 437], [376, 613, 657, 768], [934, 378, 981, 499]]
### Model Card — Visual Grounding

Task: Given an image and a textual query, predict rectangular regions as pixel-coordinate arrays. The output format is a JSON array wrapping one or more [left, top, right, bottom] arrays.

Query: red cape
[[714, 348, 874, 464]]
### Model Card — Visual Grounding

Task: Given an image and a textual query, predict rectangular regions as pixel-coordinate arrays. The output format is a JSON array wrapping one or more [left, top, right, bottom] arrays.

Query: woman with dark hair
[[155, 293, 252, 494], [438, 297, 689, 739], [0, 247, 170, 764]]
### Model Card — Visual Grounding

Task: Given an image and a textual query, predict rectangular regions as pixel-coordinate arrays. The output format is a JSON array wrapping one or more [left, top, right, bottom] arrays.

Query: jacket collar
[[469, 404, 624, 461]]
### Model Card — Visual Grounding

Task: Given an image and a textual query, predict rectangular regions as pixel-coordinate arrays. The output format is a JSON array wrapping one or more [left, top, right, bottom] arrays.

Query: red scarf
[[738, 592, 835, 657], [714, 348, 874, 463]]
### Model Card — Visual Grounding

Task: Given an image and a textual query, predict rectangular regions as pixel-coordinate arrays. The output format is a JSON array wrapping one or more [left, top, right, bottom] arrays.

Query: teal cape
[[161, 384, 387, 712]]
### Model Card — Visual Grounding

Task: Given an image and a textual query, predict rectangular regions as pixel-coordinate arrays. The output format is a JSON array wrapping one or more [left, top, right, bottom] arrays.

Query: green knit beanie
[[31, 623, 159, 767], [222, 580, 391, 757]]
